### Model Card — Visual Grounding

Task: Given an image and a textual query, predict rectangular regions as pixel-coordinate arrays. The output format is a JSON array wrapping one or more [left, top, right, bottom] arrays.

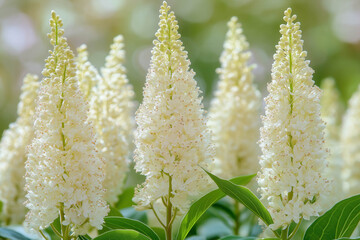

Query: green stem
[[150, 204, 166, 229], [233, 202, 241, 235], [165, 175, 173, 240], [60, 204, 71, 240], [51, 223, 63, 238], [288, 218, 303, 240], [281, 226, 289, 240], [39, 230, 49, 240]]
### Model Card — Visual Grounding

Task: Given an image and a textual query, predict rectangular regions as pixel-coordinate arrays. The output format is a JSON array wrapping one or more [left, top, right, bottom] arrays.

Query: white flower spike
[[24, 11, 108, 236], [320, 78, 344, 207], [91, 35, 135, 204], [76, 36, 135, 205], [341, 85, 360, 196], [208, 17, 261, 179], [133, 1, 213, 237], [0, 74, 39, 225], [258, 8, 329, 230]]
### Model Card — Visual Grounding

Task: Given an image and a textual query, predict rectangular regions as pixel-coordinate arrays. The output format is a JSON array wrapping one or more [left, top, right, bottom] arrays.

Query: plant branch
[[50, 223, 63, 238], [150, 204, 166, 228], [233, 201, 241, 235], [281, 226, 289, 240], [59, 203, 71, 240], [39, 230, 49, 240], [165, 174, 173, 240], [288, 218, 303, 240]]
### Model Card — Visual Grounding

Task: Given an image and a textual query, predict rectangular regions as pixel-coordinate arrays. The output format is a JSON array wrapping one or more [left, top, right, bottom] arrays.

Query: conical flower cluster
[[24, 11, 108, 234], [208, 17, 261, 179], [341, 85, 360, 196], [89, 35, 135, 204], [0, 74, 39, 224], [320, 78, 344, 206], [258, 8, 329, 230], [133, 1, 213, 214]]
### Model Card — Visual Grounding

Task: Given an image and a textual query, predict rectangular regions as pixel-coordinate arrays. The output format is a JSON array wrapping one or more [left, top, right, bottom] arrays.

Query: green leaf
[[218, 237, 279, 240], [77, 235, 92, 240], [101, 216, 159, 240], [304, 194, 360, 240], [203, 170, 273, 226], [0, 228, 31, 240], [93, 229, 150, 240], [115, 187, 135, 210], [151, 227, 165, 240], [176, 174, 255, 240]]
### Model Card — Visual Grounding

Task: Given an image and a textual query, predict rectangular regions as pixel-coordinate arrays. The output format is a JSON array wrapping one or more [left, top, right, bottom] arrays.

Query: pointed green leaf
[[304, 194, 360, 240], [101, 216, 159, 240], [176, 174, 256, 240], [93, 229, 150, 240], [203, 170, 273, 226], [0, 228, 31, 240]]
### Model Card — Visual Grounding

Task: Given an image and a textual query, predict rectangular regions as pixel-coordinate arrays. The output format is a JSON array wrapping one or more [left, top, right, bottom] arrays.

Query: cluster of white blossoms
[[24, 11, 108, 235], [0, 74, 39, 224], [133, 1, 213, 214], [89, 35, 135, 204], [76, 44, 101, 100], [76, 36, 134, 205], [208, 17, 261, 179], [258, 8, 329, 230], [320, 78, 344, 206], [341, 85, 360, 196]]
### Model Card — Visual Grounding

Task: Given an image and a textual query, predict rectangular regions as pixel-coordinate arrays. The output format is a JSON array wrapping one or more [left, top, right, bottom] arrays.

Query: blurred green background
[[1, 0, 360, 136]]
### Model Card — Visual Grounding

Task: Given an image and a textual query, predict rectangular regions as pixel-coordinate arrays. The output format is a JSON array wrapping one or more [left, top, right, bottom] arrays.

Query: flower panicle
[[25, 11, 108, 235], [320, 78, 344, 207], [133, 1, 213, 214], [341, 85, 360, 197], [208, 17, 261, 179], [258, 8, 329, 230], [0, 74, 39, 225], [92, 35, 135, 204]]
